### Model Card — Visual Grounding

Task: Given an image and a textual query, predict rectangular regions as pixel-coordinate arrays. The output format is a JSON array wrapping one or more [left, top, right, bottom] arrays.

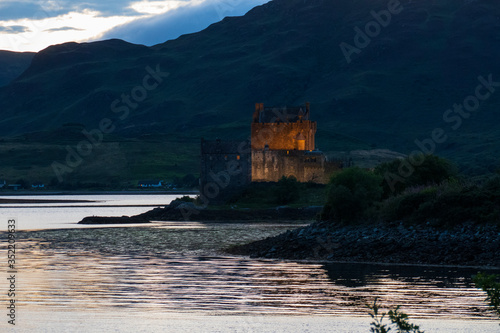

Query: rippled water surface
[[6, 223, 500, 318], [1, 195, 500, 332]]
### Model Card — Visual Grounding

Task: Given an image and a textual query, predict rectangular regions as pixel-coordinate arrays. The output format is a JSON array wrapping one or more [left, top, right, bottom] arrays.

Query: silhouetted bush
[[322, 168, 382, 223], [175, 195, 196, 203], [376, 177, 500, 227], [375, 154, 458, 197], [274, 176, 302, 205], [473, 273, 500, 322]]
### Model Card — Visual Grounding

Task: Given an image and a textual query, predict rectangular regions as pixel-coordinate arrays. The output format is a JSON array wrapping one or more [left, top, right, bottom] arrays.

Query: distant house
[[138, 180, 163, 188], [31, 183, 45, 189]]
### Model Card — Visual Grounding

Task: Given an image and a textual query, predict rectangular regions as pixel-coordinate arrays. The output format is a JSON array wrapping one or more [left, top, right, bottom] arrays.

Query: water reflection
[[323, 263, 488, 289], [4, 224, 499, 320], [322, 262, 500, 318]]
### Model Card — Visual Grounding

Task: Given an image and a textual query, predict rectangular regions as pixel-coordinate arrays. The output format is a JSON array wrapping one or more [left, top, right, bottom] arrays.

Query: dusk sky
[[0, 0, 270, 52]]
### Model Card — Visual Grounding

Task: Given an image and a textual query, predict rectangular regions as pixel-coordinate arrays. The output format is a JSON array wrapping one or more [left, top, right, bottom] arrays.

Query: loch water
[[1, 194, 499, 332]]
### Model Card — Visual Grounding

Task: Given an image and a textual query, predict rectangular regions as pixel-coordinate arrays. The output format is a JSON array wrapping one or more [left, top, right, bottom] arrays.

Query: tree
[[375, 154, 458, 197], [274, 176, 301, 205], [322, 167, 382, 223]]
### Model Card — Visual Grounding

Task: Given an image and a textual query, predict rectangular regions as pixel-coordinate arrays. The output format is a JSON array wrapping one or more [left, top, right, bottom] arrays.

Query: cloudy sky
[[0, 0, 270, 52]]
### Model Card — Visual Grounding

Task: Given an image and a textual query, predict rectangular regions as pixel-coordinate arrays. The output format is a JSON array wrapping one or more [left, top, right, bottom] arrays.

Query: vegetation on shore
[[223, 176, 326, 209], [321, 154, 500, 228], [368, 299, 424, 333], [219, 153, 500, 228], [226, 154, 500, 266], [473, 273, 500, 323], [368, 273, 500, 331]]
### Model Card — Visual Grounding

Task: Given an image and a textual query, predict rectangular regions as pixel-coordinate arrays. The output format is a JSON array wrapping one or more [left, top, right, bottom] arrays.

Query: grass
[[0, 135, 200, 187]]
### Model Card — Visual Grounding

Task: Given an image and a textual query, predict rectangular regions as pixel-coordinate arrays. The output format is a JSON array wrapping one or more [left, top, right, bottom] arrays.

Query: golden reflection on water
[[2, 223, 499, 320]]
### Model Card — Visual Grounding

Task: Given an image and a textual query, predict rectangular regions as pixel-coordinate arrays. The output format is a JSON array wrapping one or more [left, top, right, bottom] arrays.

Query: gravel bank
[[227, 220, 500, 267]]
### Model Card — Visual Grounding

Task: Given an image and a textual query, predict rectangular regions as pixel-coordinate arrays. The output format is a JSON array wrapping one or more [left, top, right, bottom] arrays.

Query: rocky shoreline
[[226, 220, 500, 267], [78, 200, 322, 224], [137, 201, 323, 221], [79, 216, 150, 224], [77, 200, 500, 268]]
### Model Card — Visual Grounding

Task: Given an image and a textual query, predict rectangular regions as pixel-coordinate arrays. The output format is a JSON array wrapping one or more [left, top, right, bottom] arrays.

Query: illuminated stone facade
[[200, 103, 340, 202], [251, 103, 316, 151], [251, 149, 328, 183], [251, 103, 335, 184]]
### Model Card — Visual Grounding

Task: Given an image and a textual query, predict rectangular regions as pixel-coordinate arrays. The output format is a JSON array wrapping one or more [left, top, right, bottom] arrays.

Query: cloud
[[0, 0, 269, 52], [98, 0, 271, 46], [44, 26, 84, 32], [0, 2, 51, 21], [0, 0, 142, 21], [0, 25, 31, 34], [69, 0, 142, 17]]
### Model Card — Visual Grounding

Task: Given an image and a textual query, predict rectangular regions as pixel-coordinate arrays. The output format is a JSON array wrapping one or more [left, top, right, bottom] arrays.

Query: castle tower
[[251, 103, 316, 151], [251, 103, 328, 183], [199, 103, 341, 204]]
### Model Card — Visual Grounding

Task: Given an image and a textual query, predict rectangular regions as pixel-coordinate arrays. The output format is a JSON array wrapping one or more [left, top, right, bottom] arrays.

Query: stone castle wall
[[200, 139, 251, 203], [251, 150, 330, 184], [251, 121, 316, 151], [200, 103, 342, 203]]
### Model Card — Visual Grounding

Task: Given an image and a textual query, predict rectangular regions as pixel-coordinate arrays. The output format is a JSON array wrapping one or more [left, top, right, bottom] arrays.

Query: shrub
[[473, 273, 500, 323], [175, 195, 196, 203], [322, 167, 382, 223], [483, 176, 500, 196], [395, 191, 435, 222], [274, 176, 302, 205], [367, 298, 425, 333], [375, 154, 458, 197]]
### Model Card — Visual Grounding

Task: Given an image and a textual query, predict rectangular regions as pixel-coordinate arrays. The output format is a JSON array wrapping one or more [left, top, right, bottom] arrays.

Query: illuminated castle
[[200, 103, 339, 201], [251, 103, 330, 183]]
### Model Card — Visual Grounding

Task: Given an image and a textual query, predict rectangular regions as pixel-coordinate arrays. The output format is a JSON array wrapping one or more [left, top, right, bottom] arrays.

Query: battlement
[[253, 103, 310, 123]]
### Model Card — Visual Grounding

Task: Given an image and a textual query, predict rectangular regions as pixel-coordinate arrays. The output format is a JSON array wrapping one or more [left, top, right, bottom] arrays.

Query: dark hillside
[[0, 0, 499, 180], [0, 50, 35, 87]]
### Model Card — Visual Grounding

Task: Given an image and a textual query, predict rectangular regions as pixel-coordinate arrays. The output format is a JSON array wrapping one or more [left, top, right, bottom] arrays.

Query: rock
[[225, 221, 500, 267], [78, 216, 149, 224]]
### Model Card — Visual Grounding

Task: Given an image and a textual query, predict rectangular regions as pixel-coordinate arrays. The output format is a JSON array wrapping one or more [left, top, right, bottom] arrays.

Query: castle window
[[237, 155, 240, 160], [224, 155, 228, 161]]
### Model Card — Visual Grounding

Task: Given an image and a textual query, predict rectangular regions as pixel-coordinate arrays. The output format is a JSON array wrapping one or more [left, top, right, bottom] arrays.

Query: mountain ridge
[[0, 50, 35, 87], [1, 0, 500, 179]]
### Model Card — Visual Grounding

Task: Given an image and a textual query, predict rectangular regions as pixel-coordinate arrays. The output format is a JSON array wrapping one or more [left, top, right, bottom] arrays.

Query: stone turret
[[251, 103, 316, 151]]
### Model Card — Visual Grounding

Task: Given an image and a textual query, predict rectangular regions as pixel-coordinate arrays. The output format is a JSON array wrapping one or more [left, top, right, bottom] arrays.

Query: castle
[[200, 103, 339, 202]]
